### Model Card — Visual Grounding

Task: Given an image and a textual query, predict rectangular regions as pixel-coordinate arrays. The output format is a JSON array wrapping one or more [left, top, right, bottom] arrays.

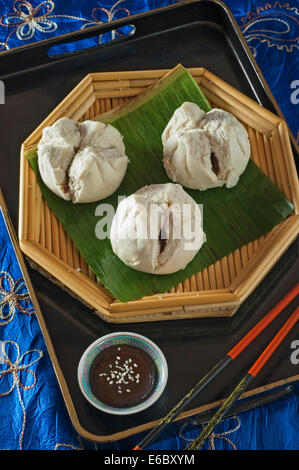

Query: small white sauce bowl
[[77, 331, 168, 415]]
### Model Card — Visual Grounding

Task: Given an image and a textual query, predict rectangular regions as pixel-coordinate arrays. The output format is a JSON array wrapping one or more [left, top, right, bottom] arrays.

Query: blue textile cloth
[[0, 0, 298, 451]]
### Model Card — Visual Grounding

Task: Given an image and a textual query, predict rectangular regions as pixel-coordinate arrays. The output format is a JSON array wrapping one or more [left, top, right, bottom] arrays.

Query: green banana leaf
[[26, 65, 294, 302]]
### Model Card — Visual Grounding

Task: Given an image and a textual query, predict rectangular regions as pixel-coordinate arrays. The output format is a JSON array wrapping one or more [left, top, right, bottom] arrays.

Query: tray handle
[[46, 24, 136, 59], [0, 1, 193, 76], [0, 17, 138, 76]]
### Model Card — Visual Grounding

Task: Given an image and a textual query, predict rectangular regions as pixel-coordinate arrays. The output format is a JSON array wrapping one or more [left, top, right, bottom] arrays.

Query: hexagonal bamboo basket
[[19, 68, 299, 323]]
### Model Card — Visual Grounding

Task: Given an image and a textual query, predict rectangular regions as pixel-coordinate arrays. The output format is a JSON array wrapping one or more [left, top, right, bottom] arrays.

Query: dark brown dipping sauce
[[89, 344, 158, 408]]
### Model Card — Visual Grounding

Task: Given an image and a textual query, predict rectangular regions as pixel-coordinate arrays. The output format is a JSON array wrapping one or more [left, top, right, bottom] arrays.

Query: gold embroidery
[[0, 0, 133, 52], [240, 2, 299, 56], [0, 340, 43, 449], [0, 271, 34, 326], [179, 416, 241, 450]]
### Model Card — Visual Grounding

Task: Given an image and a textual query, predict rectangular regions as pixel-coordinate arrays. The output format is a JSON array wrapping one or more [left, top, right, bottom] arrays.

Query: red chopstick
[[228, 283, 299, 360], [188, 304, 299, 450], [248, 305, 299, 377], [133, 283, 299, 450]]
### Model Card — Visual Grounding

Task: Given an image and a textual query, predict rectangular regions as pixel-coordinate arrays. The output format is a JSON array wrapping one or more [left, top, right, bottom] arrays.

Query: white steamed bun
[[162, 103, 250, 190], [110, 183, 205, 274], [37, 117, 128, 203]]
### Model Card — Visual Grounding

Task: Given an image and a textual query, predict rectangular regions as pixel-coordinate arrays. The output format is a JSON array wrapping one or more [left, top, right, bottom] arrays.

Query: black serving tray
[[0, 0, 298, 442]]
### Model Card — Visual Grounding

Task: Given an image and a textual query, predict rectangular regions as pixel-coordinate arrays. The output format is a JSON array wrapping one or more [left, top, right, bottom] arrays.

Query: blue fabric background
[[0, 0, 298, 451]]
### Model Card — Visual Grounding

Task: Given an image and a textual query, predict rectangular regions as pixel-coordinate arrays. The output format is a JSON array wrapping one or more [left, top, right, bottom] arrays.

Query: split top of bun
[[37, 117, 128, 203], [162, 103, 251, 191]]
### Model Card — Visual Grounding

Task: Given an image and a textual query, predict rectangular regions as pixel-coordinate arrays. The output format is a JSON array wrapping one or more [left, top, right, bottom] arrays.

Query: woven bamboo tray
[[19, 68, 299, 323]]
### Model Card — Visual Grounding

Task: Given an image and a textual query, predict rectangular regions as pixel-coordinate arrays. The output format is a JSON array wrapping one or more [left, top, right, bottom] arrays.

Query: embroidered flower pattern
[[82, 0, 131, 28], [81, 1, 132, 43], [0, 0, 133, 51], [0, 340, 43, 449], [0, 1, 57, 41], [0, 271, 34, 326]]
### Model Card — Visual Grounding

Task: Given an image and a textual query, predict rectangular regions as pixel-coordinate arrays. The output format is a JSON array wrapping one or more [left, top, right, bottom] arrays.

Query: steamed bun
[[37, 117, 128, 203], [110, 183, 205, 275], [162, 103, 250, 190]]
